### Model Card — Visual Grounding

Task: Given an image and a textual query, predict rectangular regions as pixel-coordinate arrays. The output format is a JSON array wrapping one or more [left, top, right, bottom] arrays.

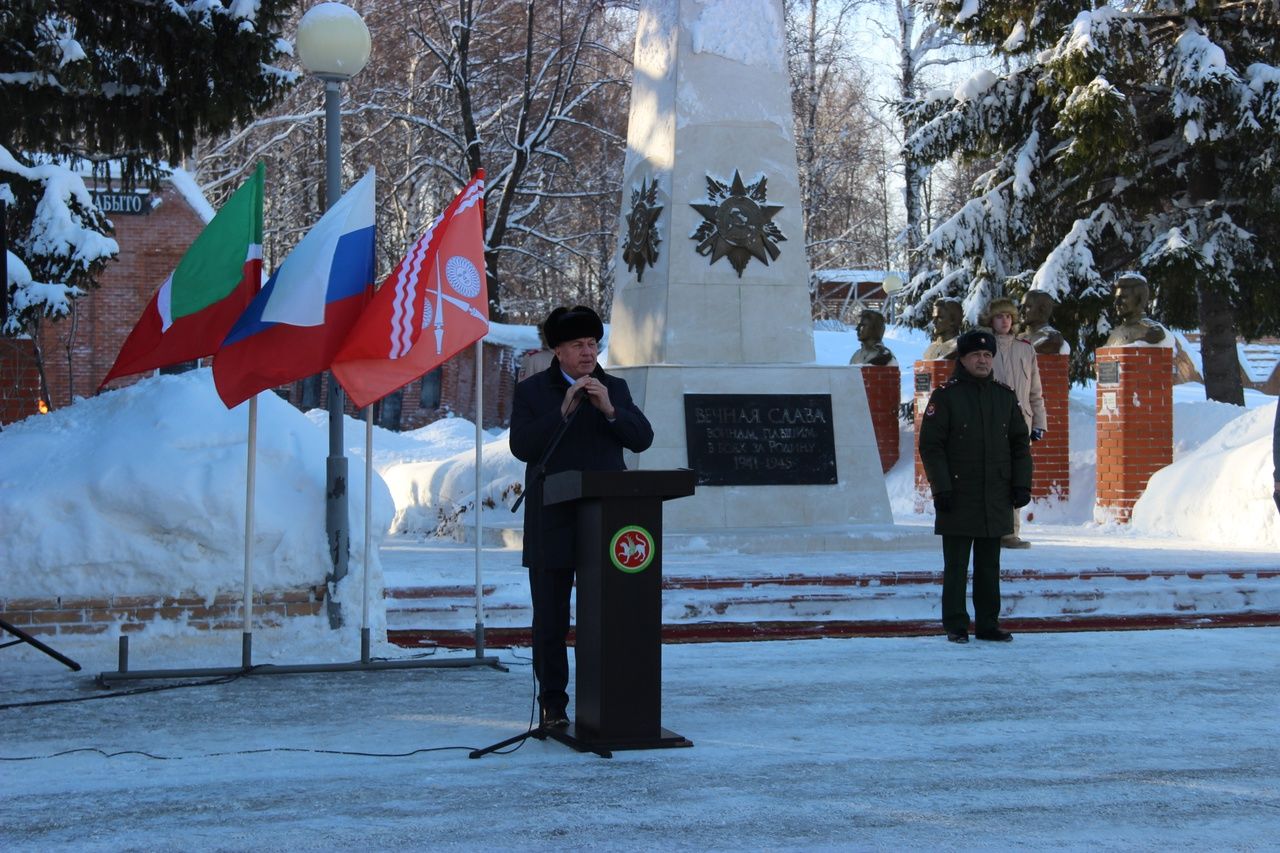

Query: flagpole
[[361, 406, 373, 664], [242, 395, 259, 668], [473, 339, 486, 658]]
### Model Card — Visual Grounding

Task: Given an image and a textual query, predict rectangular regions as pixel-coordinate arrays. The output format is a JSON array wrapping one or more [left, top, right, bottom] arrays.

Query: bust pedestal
[[1032, 353, 1070, 501], [1094, 346, 1173, 523], [857, 364, 900, 474], [912, 359, 957, 512]]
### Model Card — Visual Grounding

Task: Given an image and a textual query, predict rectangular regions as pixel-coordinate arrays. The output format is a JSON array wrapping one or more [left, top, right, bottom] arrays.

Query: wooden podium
[[543, 468, 696, 753]]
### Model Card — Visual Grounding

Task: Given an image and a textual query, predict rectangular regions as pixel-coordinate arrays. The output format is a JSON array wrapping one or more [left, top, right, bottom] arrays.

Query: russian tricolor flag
[[213, 170, 377, 408]]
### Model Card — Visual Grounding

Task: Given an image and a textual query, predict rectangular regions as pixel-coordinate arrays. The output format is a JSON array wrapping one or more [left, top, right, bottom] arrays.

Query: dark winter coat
[[918, 364, 1032, 538], [509, 358, 654, 569]]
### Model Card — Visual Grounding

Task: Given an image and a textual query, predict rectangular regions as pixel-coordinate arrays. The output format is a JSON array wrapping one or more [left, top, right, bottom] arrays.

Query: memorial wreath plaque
[[683, 393, 838, 486]]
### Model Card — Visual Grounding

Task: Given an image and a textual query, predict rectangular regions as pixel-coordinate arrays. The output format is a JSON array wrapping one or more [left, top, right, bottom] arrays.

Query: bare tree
[[869, 0, 968, 278], [196, 0, 633, 326], [784, 0, 894, 281], [400, 0, 631, 320]]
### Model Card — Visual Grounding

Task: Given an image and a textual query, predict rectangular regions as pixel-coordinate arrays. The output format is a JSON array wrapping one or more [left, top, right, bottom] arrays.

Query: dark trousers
[[528, 564, 574, 712], [941, 535, 1002, 634]]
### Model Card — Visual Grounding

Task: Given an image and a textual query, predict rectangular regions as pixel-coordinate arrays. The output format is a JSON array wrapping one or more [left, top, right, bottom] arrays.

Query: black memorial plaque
[[1097, 361, 1120, 385], [914, 372, 932, 392], [684, 393, 838, 486]]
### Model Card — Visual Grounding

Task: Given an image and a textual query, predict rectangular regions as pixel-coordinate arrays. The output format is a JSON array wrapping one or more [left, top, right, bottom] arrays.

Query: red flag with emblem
[[332, 172, 488, 409]]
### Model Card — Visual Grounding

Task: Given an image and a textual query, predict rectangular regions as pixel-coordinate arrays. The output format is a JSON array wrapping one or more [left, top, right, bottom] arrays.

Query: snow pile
[[376, 424, 524, 536], [1130, 402, 1280, 547], [0, 369, 395, 605]]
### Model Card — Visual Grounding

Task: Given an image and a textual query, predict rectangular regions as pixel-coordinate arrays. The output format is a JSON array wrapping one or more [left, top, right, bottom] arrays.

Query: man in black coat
[[918, 330, 1032, 644], [509, 305, 654, 727]]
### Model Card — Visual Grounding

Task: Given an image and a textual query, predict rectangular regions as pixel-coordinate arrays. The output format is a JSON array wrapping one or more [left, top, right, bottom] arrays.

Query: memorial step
[[385, 566, 1280, 648]]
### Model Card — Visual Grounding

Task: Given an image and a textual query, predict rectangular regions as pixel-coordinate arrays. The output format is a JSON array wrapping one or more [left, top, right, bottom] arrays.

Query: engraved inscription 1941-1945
[[683, 394, 838, 486]]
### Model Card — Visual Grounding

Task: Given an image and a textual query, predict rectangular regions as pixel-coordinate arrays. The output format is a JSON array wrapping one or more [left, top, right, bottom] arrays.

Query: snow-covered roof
[[165, 167, 216, 224], [30, 155, 215, 223], [811, 269, 903, 284], [1237, 341, 1280, 384]]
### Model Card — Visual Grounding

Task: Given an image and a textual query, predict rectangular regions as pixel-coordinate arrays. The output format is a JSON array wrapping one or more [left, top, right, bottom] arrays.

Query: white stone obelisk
[[607, 0, 891, 540]]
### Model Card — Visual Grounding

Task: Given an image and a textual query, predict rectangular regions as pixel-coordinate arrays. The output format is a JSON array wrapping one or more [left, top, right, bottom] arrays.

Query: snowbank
[[0, 370, 395, 609], [1130, 402, 1280, 547], [378, 427, 524, 536]]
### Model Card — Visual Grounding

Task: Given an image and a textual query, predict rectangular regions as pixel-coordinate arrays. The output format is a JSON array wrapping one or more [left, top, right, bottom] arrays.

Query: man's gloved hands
[[933, 492, 954, 513], [1011, 486, 1032, 508], [1030, 428, 1045, 442]]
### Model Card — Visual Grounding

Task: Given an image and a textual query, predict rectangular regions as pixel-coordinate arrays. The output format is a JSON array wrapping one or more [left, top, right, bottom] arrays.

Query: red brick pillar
[[913, 359, 956, 512], [1032, 353, 1070, 500], [1095, 346, 1173, 522], [858, 364, 900, 474]]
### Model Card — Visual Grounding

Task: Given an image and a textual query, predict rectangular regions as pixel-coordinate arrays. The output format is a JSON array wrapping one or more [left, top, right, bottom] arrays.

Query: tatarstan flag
[[332, 171, 488, 409], [99, 163, 265, 387]]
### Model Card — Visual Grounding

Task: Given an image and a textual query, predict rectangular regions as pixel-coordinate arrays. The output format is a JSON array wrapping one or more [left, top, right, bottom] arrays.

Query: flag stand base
[[96, 632, 505, 687]]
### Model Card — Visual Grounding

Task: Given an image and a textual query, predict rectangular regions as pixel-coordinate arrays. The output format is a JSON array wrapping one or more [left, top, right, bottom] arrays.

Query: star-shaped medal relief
[[689, 170, 785, 277], [622, 176, 663, 282]]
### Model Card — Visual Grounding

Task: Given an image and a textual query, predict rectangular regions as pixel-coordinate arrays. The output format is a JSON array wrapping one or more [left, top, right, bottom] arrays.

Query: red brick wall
[[392, 340, 518, 430], [913, 359, 957, 511], [0, 338, 42, 422], [274, 340, 519, 431], [48, 185, 208, 406], [0, 586, 325, 638], [1095, 347, 1173, 522], [1032, 353, 1070, 500], [859, 364, 900, 474]]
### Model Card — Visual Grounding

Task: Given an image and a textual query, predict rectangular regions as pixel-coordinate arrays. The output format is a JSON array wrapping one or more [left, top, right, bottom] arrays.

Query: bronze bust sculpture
[[1017, 291, 1068, 355], [849, 310, 896, 366], [921, 299, 962, 360], [1104, 273, 1167, 346]]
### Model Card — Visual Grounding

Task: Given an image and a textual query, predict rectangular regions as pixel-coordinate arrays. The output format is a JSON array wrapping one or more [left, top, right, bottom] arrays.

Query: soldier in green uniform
[[918, 330, 1032, 643]]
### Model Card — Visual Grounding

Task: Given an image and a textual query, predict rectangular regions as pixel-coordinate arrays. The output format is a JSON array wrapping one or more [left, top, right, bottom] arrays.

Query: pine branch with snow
[[901, 0, 1280, 396]]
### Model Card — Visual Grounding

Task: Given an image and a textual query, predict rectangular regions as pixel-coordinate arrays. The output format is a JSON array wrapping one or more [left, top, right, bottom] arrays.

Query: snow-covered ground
[[3, 627, 1278, 849]]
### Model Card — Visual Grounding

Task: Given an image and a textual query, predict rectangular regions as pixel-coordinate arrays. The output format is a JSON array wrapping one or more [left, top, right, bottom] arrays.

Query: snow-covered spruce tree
[[900, 0, 1280, 398], [1, 0, 295, 404]]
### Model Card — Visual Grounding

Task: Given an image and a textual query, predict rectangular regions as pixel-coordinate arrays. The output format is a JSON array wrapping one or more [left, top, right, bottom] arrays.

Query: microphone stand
[[476, 389, 613, 758], [511, 390, 585, 513]]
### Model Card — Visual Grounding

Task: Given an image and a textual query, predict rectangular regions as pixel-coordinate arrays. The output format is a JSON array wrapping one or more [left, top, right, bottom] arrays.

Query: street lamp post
[[881, 272, 904, 325], [297, 2, 371, 629]]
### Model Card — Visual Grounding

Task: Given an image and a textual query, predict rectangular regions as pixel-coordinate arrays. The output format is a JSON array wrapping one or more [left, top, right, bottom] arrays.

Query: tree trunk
[[1196, 280, 1244, 405], [898, 3, 924, 280], [63, 301, 79, 405], [30, 317, 52, 410]]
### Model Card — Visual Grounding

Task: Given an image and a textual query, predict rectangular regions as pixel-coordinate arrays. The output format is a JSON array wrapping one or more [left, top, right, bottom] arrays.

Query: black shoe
[[946, 631, 969, 644], [539, 705, 569, 728], [975, 629, 1014, 642]]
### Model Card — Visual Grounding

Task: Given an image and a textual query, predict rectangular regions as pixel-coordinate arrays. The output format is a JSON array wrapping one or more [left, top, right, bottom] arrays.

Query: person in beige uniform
[[985, 297, 1046, 548]]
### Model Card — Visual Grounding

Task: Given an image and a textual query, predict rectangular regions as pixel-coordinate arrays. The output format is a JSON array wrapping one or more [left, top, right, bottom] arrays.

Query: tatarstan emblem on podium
[[610, 525, 655, 573], [689, 169, 785, 277]]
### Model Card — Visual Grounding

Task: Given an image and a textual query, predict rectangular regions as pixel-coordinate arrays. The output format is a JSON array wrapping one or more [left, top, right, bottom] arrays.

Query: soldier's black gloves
[[932, 492, 954, 513], [1011, 486, 1032, 508], [1030, 428, 1045, 442]]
